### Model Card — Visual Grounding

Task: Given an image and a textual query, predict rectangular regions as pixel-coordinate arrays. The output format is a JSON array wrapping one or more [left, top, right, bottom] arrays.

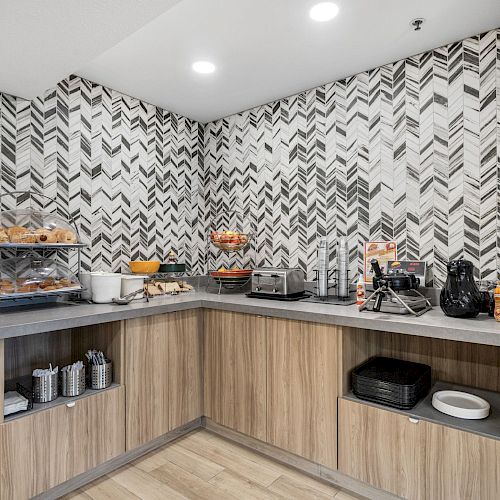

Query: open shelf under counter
[[343, 380, 500, 442], [3, 380, 121, 423]]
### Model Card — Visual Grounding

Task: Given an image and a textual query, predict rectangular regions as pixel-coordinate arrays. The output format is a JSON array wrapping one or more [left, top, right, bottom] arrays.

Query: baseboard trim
[[34, 417, 202, 500], [203, 418, 401, 500]]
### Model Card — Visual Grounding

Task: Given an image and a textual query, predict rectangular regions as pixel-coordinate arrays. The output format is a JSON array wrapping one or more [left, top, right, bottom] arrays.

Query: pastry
[[34, 228, 58, 244], [0, 229, 8, 243], [39, 279, 56, 289], [7, 226, 25, 237], [59, 278, 72, 287], [54, 229, 78, 244], [8, 226, 37, 243], [0, 285, 15, 294], [17, 284, 38, 293]]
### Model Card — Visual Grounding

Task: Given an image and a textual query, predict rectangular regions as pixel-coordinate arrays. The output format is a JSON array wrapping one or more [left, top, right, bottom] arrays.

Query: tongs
[[112, 288, 146, 305]]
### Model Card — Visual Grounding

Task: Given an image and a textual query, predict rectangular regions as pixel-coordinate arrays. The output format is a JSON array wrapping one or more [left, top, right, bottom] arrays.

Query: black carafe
[[440, 260, 482, 318]]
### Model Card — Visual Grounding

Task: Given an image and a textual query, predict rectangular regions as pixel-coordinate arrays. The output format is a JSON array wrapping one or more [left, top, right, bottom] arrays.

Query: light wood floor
[[64, 430, 362, 500]]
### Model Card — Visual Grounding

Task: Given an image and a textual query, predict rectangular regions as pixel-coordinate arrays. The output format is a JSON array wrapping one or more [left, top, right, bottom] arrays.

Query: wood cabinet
[[339, 398, 426, 499], [0, 386, 124, 500], [426, 421, 500, 500], [125, 314, 169, 449], [339, 398, 500, 500], [125, 310, 202, 450], [168, 310, 202, 430], [204, 310, 267, 441], [204, 311, 338, 467], [267, 317, 338, 469]]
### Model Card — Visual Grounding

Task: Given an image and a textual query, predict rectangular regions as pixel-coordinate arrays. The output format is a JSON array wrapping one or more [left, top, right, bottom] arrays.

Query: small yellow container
[[128, 260, 160, 274]]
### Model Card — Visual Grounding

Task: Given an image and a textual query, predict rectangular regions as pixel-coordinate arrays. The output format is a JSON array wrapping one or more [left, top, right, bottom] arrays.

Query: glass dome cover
[[0, 208, 80, 245], [0, 253, 81, 297]]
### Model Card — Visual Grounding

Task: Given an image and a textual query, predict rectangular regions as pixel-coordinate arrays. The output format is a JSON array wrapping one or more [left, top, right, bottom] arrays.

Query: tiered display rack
[[0, 191, 86, 306], [206, 210, 256, 294]]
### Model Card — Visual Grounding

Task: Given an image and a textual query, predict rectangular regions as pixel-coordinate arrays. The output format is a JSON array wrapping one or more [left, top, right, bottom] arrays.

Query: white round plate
[[432, 390, 490, 420]]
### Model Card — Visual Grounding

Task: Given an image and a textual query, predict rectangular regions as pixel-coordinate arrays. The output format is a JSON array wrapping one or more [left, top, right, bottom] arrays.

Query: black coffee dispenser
[[440, 259, 482, 318]]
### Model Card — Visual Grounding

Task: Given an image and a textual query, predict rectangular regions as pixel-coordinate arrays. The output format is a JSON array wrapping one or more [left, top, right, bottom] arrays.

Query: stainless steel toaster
[[251, 267, 305, 296]]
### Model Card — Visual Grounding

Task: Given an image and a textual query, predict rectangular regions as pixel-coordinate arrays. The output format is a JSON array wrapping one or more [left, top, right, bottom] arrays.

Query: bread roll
[[54, 229, 77, 244]]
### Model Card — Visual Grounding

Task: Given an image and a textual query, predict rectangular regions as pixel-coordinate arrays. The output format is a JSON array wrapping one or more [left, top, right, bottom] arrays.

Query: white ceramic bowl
[[121, 275, 147, 299], [432, 390, 490, 420], [90, 272, 122, 303]]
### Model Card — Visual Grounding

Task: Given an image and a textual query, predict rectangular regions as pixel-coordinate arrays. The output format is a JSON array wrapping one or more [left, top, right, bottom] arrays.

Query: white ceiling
[[2, 1, 500, 123], [0, 0, 180, 99], [77, 0, 500, 122]]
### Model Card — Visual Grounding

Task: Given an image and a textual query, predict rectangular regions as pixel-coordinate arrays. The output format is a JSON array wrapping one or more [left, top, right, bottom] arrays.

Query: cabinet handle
[[66, 402, 76, 408], [408, 417, 419, 424]]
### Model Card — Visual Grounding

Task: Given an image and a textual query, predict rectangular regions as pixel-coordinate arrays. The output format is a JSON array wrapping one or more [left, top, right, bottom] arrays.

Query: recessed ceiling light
[[309, 2, 339, 22], [192, 61, 216, 74]]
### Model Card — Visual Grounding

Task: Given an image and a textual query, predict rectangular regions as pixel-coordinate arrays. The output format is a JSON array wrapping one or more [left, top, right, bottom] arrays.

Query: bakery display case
[[0, 253, 81, 298], [0, 209, 82, 247], [0, 191, 87, 306]]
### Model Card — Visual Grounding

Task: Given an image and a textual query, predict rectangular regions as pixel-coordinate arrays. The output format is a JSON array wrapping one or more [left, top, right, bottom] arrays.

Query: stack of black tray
[[352, 356, 431, 410]]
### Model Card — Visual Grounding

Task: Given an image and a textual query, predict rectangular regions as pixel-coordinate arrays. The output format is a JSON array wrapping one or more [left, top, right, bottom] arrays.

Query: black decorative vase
[[440, 260, 482, 318]]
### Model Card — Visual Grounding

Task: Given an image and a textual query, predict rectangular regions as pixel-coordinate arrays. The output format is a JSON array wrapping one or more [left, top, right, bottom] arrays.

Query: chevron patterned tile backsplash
[[1, 29, 500, 285], [205, 28, 500, 286], [0, 75, 206, 273]]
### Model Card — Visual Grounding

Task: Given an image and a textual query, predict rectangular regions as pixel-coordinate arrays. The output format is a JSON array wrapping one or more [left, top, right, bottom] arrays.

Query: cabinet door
[[267, 317, 338, 469], [204, 310, 267, 441], [338, 398, 426, 499], [0, 388, 125, 500], [426, 421, 500, 500], [87, 386, 125, 468], [168, 310, 202, 430], [0, 414, 39, 500], [125, 314, 169, 450]]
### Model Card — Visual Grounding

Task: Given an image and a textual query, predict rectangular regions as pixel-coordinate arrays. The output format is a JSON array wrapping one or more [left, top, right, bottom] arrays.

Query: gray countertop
[[1, 290, 500, 346]]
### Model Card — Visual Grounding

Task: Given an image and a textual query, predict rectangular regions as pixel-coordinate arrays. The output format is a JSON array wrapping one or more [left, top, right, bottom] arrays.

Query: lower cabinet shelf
[[343, 380, 500, 442], [0, 385, 125, 500], [3, 380, 122, 423]]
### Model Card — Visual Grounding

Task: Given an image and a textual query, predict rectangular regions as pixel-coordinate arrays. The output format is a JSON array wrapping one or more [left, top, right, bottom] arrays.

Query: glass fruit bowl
[[209, 231, 252, 252]]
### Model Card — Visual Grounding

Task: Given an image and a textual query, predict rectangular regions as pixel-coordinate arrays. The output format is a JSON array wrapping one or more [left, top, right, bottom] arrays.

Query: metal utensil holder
[[90, 361, 112, 390], [61, 366, 86, 397], [32, 373, 58, 403]]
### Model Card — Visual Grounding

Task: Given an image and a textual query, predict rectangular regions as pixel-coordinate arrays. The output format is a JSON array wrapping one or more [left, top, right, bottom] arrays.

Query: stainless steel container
[[251, 268, 305, 296], [32, 373, 58, 403], [61, 366, 86, 397], [317, 238, 330, 297], [90, 361, 112, 390]]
